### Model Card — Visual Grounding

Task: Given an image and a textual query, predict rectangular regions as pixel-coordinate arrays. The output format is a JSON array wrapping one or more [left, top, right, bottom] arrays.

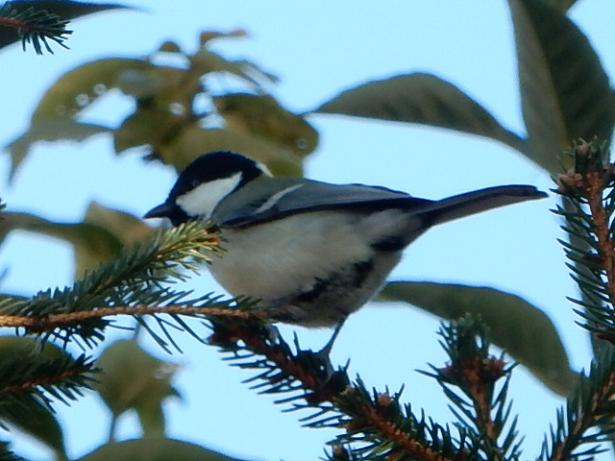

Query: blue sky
[[1, 1, 614, 460]]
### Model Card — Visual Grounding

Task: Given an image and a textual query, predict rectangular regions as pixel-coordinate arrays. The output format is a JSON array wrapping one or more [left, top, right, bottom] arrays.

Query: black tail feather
[[421, 185, 547, 226]]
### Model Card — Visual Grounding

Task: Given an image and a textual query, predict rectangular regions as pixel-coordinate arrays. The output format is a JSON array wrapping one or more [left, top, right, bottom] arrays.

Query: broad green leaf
[[96, 340, 179, 437], [199, 28, 248, 46], [0, 1, 129, 52], [316, 73, 526, 153], [0, 337, 68, 458], [509, 0, 614, 172], [543, 0, 579, 11], [31, 58, 150, 121], [112, 65, 206, 154], [378, 281, 575, 395], [5, 120, 110, 178], [114, 65, 187, 100], [84, 202, 154, 246], [133, 401, 166, 438], [0, 211, 122, 277], [158, 125, 303, 176], [158, 40, 182, 53], [190, 48, 277, 87], [113, 108, 183, 154], [77, 438, 244, 461], [214, 93, 319, 156]]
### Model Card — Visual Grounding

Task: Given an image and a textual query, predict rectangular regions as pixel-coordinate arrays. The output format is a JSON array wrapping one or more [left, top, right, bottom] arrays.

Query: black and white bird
[[145, 151, 545, 338]]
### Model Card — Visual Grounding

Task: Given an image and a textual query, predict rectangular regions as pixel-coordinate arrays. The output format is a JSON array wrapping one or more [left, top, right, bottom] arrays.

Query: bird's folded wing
[[215, 179, 432, 227]]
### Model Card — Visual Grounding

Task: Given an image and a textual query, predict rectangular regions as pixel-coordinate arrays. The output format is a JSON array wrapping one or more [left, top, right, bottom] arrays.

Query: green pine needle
[[539, 349, 615, 461], [0, 222, 232, 349], [0, 2, 72, 54]]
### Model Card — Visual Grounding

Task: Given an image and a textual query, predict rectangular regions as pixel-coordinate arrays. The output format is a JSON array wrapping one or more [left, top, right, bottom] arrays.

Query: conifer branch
[[555, 139, 615, 342], [425, 317, 520, 461], [539, 350, 615, 461], [1, 355, 91, 397], [0, 350, 94, 418], [209, 318, 467, 461], [0, 442, 24, 461], [0, 2, 71, 54], [0, 303, 263, 329], [327, 445, 355, 461], [0, 223, 229, 349]]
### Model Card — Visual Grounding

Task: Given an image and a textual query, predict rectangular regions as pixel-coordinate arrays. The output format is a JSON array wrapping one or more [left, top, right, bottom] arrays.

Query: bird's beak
[[144, 202, 174, 219]]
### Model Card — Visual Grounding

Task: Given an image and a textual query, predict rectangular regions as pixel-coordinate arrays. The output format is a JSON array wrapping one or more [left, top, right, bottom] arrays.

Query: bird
[[144, 151, 546, 350]]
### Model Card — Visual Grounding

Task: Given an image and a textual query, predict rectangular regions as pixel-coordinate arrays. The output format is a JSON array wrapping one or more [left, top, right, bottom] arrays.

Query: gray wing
[[213, 178, 432, 227]]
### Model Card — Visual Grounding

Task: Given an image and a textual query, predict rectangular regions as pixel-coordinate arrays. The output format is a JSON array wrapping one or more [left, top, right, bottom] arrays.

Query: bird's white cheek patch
[[176, 173, 242, 219]]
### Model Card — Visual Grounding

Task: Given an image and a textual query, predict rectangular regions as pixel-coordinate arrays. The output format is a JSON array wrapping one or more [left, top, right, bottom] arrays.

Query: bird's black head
[[144, 151, 270, 225]]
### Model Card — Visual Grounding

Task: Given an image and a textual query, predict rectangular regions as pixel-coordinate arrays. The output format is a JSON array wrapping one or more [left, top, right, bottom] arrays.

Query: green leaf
[[378, 281, 575, 395], [84, 202, 154, 246], [5, 120, 110, 178], [0, 337, 68, 458], [96, 340, 179, 437], [509, 0, 614, 172], [0, 211, 122, 277], [117, 67, 190, 102], [190, 48, 277, 87], [31, 58, 150, 121], [198, 28, 248, 46], [315, 73, 526, 153], [77, 438, 245, 461], [133, 401, 165, 439], [158, 125, 303, 176], [214, 93, 319, 156], [543, 0, 579, 11], [0, 203, 152, 277], [0, 1, 129, 52], [113, 108, 182, 154]]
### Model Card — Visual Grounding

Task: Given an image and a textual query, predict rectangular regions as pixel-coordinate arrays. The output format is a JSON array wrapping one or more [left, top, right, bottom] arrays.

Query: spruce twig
[[209, 318, 467, 461], [555, 139, 615, 342], [0, 303, 263, 330], [0, 2, 71, 54], [539, 350, 615, 461], [326, 445, 356, 461], [0, 350, 94, 419], [0, 441, 24, 461], [424, 316, 520, 461], [0, 222, 254, 351]]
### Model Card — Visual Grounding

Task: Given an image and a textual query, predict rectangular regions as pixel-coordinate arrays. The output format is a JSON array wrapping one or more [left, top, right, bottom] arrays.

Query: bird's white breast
[[208, 209, 413, 304], [208, 212, 367, 300]]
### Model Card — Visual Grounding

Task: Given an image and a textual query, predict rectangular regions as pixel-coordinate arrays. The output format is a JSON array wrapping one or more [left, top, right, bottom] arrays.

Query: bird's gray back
[[212, 177, 432, 228]]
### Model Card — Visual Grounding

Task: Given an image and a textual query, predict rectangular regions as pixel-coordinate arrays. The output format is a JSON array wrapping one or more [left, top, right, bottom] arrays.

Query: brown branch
[[2, 362, 90, 395], [0, 304, 266, 330], [463, 359, 498, 440], [0, 303, 456, 459], [0, 16, 30, 31], [584, 171, 615, 309], [353, 397, 453, 461], [214, 321, 456, 461], [557, 139, 615, 341], [461, 357, 507, 461]]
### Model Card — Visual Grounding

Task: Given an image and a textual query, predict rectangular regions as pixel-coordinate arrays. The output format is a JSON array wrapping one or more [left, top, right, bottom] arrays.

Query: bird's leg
[[318, 319, 345, 358], [307, 320, 347, 380]]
